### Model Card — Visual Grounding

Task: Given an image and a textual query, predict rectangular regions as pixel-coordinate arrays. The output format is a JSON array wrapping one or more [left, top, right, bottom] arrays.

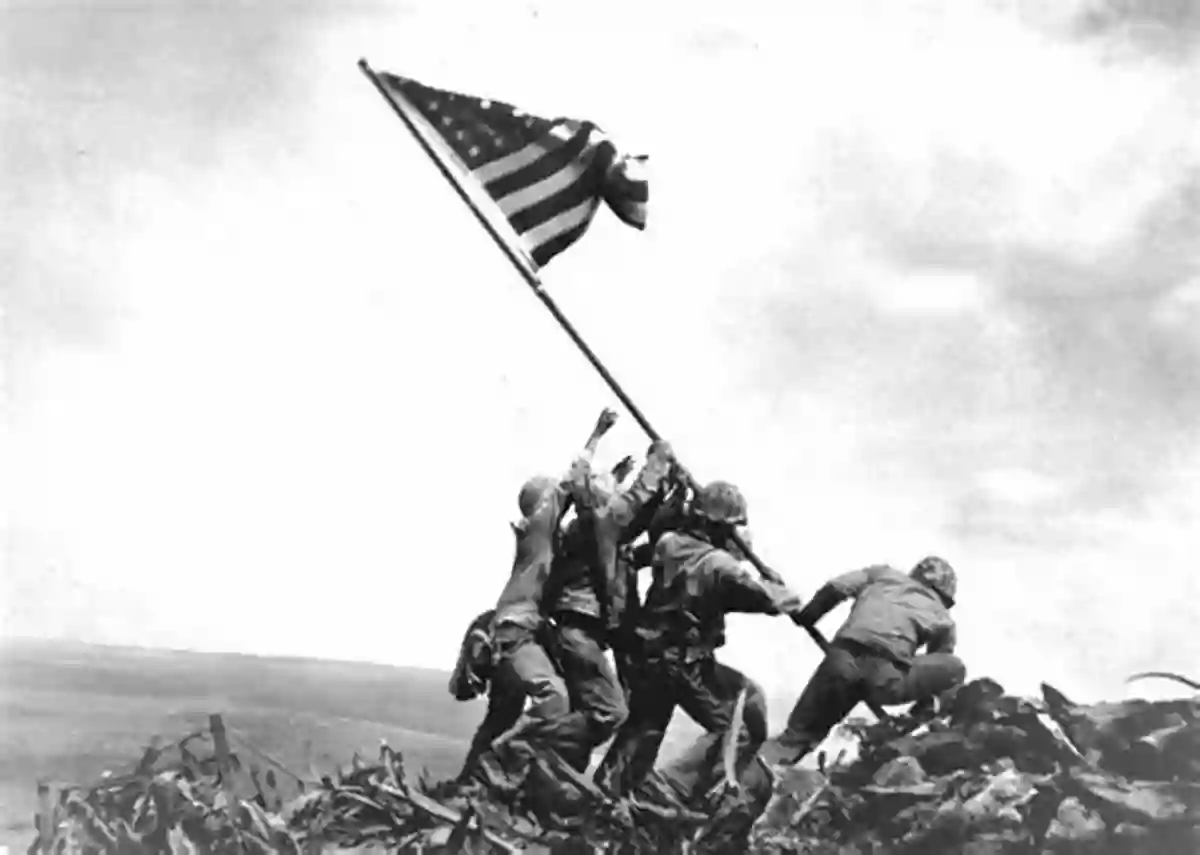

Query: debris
[[28, 676, 1200, 853], [870, 756, 926, 788]]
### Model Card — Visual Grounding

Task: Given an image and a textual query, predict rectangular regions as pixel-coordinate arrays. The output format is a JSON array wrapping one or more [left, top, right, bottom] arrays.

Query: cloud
[[6, 0, 1200, 703], [1070, 0, 1200, 61], [724, 0, 1200, 552], [993, 0, 1200, 62], [0, 0, 387, 369]]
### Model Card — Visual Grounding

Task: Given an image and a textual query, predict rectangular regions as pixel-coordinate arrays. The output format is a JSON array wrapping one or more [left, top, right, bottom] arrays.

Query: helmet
[[910, 556, 957, 606], [518, 475, 558, 518], [691, 480, 749, 526]]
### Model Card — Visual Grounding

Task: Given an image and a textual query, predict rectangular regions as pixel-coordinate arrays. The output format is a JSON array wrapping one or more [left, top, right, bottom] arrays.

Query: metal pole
[[357, 59, 541, 289]]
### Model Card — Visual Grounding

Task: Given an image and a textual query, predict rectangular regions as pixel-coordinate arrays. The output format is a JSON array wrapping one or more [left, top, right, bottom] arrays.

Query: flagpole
[[357, 59, 537, 286], [357, 59, 669, 436], [357, 59, 884, 716]]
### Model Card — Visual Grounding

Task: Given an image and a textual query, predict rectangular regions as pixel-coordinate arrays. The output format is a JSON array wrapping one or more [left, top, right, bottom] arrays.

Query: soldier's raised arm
[[794, 565, 892, 627], [712, 550, 805, 617], [500, 408, 623, 619], [601, 439, 677, 540]]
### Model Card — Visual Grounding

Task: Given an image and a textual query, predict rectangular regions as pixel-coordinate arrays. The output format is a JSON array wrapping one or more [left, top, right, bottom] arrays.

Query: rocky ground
[[24, 676, 1200, 854]]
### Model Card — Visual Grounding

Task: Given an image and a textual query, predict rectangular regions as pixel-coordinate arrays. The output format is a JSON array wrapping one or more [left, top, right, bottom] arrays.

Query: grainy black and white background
[[4, 0, 1199, 729]]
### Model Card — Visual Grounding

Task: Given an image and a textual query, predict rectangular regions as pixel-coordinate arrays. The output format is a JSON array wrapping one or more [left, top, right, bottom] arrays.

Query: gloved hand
[[610, 454, 637, 483], [791, 603, 820, 627], [765, 584, 806, 620]]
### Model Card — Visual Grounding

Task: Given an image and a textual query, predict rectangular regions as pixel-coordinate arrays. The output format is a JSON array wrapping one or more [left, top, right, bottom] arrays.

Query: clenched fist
[[594, 407, 619, 435]]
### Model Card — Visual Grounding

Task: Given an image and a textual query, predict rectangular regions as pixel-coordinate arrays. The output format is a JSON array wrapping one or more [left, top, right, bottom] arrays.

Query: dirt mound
[[25, 677, 1200, 853]]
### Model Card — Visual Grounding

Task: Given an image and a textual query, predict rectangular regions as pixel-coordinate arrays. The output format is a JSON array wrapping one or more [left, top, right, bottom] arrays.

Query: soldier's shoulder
[[702, 547, 752, 579], [655, 531, 685, 552], [863, 563, 907, 580]]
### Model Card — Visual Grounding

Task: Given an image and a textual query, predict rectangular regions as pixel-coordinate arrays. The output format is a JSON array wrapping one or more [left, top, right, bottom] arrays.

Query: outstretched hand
[[610, 454, 637, 483], [594, 407, 619, 436]]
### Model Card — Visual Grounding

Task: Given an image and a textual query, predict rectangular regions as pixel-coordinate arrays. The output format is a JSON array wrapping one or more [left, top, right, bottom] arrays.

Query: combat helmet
[[518, 475, 558, 518], [691, 480, 749, 526], [910, 556, 957, 606]]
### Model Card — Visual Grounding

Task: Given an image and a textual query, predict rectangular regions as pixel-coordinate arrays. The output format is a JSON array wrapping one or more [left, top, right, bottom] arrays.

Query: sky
[[3, 0, 1200, 712]]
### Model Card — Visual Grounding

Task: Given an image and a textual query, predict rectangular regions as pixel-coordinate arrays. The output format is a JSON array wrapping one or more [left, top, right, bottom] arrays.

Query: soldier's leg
[[493, 625, 571, 720], [665, 658, 769, 800], [862, 652, 967, 707], [458, 676, 527, 780], [593, 662, 675, 797], [488, 625, 594, 763], [759, 645, 864, 767], [555, 619, 628, 770], [472, 629, 586, 796]]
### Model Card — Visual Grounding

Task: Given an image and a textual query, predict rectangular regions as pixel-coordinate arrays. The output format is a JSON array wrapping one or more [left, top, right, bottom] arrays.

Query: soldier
[[540, 438, 679, 771], [451, 450, 633, 785], [610, 477, 692, 686], [448, 608, 528, 781], [477, 408, 618, 778], [760, 556, 967, 767], [594, 480, 803, 800]]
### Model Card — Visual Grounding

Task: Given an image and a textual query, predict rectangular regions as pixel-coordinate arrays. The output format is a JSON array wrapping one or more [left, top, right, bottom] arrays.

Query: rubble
[[750, 678, 1200, 854], [27, 677, 1200, 854]]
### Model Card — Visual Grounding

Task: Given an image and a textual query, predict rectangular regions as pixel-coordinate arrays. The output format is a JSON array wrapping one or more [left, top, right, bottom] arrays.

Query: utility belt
[[549, 609, 641, 653], [832, 637, 913, 671], [633, 625, 720, 665], [490, 618, 571, 678], [491, 620, 557, 660], [550, 610, 607, 639]]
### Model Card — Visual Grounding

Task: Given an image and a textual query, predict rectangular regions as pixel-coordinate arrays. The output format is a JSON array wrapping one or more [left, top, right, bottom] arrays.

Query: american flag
[[375, 72, 648, 270]]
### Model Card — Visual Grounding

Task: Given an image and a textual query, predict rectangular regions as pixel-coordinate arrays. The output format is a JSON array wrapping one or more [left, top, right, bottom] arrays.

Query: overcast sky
[[4, 0, 1199, 709]]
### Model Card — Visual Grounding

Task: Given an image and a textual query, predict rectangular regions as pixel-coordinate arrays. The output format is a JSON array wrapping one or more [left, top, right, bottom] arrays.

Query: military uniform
[[762, 557, 967, 766], [448, 609, 527, 780], [541, 441, 676, 769], [485, 458, 595, 761], [595, 519, 801, 798]]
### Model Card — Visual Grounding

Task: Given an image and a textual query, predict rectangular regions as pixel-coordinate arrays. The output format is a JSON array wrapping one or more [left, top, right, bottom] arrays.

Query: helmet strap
[[689, 517, 734, 546]]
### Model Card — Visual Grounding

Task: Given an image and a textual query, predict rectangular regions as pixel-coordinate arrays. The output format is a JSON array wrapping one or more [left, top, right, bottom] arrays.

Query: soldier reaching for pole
[[594, 480, 804, 800], [452, 426, 664, 785], [539, 436, 679, 771], [760, 557, 967, 767], [609, 476, 691, 695], [474, 407, 620, 783]]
